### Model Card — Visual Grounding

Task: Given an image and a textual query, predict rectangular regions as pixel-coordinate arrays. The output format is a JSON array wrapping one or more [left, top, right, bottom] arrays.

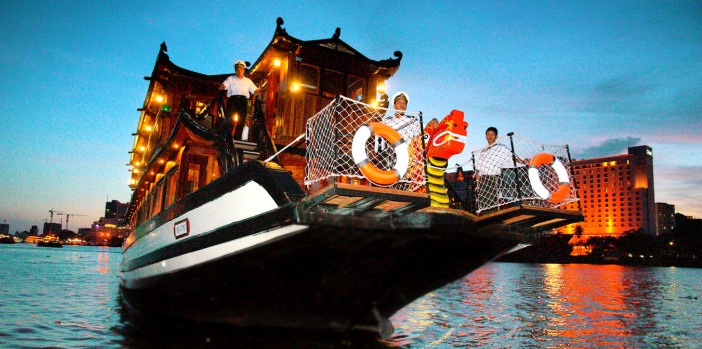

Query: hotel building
[[560, 145, 656, 237]]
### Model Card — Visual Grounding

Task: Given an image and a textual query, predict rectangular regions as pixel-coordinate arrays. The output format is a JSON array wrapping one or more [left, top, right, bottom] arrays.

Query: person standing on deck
[[475, 127, 526, 211], [219, 60, 258, 143], [379, 92, 429, 185]]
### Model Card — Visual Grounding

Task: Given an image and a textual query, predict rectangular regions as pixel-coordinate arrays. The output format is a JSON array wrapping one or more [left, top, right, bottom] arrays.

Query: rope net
[[470, 134, 578, 214], [305, 96, 426, 191]]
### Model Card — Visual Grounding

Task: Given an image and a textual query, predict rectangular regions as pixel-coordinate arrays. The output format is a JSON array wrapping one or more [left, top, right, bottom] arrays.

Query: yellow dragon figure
[[424, 110, 468, 207]]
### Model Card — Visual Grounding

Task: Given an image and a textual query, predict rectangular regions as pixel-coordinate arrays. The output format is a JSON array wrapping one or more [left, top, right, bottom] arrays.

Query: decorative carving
[[379, 51, 402, 66]]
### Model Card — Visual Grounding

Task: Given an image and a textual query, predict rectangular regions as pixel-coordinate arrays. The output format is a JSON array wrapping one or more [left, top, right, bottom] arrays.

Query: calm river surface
[[1, 243, 700, 348]]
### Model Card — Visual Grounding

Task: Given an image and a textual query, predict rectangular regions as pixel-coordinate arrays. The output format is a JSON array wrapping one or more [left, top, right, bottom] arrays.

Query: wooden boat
[[37, 240, 63, 248], [119, 18, 582, 335]]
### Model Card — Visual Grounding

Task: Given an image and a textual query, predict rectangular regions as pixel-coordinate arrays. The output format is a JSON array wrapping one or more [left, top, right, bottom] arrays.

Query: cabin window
[[182, 154, 209, 196], [322, 69, 344, 98], [164, 166, 179, 207], [299, 64, 319, 92], [186, 164, 201, 194], [143, 194, 152, 221], [347, 75, 365, 102], [206, 155, 220, 184], [151, 178, 164, 215]]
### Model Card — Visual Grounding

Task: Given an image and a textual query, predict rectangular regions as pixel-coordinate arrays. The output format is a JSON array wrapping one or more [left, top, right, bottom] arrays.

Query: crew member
[[219, 60, 258, 142]]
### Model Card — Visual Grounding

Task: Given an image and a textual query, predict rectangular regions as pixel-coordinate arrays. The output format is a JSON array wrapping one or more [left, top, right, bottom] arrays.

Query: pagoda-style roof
[[249, 17, 402, 81], [150, 42, 228, 83]]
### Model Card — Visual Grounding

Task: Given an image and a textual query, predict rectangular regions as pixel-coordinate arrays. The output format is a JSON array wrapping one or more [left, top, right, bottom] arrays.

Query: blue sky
[[1, 1, 700, 232]]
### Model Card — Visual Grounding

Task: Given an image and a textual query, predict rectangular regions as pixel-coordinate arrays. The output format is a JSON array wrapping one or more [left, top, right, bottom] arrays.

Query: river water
[[1, 243, 700, 348]]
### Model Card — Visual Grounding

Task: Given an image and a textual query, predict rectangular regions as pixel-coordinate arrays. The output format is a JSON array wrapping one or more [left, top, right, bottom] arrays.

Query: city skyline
[[1, 1, 700, 232]]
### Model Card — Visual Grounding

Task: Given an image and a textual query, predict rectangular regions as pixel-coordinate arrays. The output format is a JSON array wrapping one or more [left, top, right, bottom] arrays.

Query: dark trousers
[[225, 95, 249, 141]]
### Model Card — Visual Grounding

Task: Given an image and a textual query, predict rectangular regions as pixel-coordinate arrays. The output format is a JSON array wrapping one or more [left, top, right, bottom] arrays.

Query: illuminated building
[[561, 146, 655, 237], [86, 200, 130, 246], [656, 202, 675, 235], [105, 200, 128, 225]]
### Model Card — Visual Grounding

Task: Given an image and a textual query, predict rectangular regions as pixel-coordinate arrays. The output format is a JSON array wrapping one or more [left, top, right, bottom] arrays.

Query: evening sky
[[1, 1, 700, 232]]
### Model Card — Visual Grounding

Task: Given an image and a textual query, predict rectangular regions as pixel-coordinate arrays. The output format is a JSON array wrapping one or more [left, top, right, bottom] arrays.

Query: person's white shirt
[[476, 143, 516, 176], [221, 75, 257, 98]]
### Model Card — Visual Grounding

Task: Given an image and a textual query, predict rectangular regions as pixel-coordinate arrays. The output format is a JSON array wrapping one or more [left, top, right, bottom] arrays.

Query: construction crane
[[64, 213, 89, 231], [48, 209, 63, 235], [48, 209, 63, 223]]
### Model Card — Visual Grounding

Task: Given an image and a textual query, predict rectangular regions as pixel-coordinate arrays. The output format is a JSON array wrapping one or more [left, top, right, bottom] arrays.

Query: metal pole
[[507, 132, 523, 201], [332, 95, 341, 185], [417, 111, 429, 193], [565, 144, 582, 212], [471, 152, 479, 213]]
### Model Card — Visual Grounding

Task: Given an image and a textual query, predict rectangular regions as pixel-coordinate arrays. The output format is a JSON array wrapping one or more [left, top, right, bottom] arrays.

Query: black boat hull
[[121, 214, 517, 332], [120, 161, 521, 333]]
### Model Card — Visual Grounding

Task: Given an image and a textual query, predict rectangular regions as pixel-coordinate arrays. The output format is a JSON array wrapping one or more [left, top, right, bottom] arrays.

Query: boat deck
[[302, 182, 430, 217], [302, 183, 583, 230]]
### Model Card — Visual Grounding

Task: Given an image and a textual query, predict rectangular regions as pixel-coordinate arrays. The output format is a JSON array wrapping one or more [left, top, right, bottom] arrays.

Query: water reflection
[[97, 246, 111, 275], [2, 245, 699, 348], [388, 263, 701, 348]]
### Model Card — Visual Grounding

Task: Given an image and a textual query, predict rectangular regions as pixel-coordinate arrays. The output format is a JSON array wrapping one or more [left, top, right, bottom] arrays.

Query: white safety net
[[305, 96, 426, 191], [470, 134, 578, 213]]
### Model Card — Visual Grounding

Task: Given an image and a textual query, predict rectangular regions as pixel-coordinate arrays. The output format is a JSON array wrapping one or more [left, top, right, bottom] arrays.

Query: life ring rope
[[351, 122, 409, 186], [528, 152, 571, 203]]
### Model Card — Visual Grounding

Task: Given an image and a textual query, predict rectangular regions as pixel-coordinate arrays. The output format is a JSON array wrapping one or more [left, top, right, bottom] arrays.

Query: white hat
[[392, 91, 409, 104], [234, 60, 246, 69]]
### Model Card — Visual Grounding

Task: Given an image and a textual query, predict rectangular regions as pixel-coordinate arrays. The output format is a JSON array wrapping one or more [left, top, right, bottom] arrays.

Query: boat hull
[[120, 161, 521, 333], [121, 213, 517, 332]]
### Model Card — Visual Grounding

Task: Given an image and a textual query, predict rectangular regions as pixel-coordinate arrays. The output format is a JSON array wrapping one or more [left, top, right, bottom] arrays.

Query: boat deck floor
[[302, 182, 430, 217], [302, 183, 583, 230]]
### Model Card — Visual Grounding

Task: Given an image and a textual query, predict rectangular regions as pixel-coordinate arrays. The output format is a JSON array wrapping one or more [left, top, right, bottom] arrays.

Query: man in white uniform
[[219, 60, 258, 142]]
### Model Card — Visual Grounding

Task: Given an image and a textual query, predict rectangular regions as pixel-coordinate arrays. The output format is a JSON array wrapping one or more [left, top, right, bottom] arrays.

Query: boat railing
[[250, 97, 281, 165], [468, 133, 580, 214], [304, 96, 427, 192]]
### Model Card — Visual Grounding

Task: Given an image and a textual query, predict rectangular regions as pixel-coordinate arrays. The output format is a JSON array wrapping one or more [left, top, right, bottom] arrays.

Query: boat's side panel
[[124, 161, 303, 250], [121, 223, 308, 288], [120, 161, 306, 288], [123, 181, 279, 263]]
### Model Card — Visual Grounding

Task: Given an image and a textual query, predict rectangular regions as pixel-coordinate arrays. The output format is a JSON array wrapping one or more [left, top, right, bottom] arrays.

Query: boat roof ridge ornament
[[276, 17, 286, 35]]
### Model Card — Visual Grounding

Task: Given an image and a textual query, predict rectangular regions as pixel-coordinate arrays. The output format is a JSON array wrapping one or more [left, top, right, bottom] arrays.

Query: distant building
[[105, 200, 129, 225], [30, 225, 38, 235], [42, 222, 62, 236], [656, 202, 676, 236], [560, 145, 656, 237], [85, 200, 129, 246], [0, 223, 8, 235]]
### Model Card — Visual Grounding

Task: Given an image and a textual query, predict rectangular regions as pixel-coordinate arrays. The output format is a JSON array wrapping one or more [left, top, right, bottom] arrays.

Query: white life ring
[[351, 122, 409, 185], [528, 152, 571, 203]]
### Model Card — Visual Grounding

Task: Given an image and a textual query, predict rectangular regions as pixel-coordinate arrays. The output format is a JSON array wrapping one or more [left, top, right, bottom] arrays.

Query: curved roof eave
[[250, 17, 402, 76], [155, 49, 229, 82]]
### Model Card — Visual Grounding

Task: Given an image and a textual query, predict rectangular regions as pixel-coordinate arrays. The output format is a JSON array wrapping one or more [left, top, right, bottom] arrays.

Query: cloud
[[573, 137, 642, 159], [592, 75, 653, 101], [655, 165, 702, 218]]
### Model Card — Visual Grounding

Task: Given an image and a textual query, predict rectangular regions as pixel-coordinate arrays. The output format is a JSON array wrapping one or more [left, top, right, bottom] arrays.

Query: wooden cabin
[[126, 18, 402, 226]]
